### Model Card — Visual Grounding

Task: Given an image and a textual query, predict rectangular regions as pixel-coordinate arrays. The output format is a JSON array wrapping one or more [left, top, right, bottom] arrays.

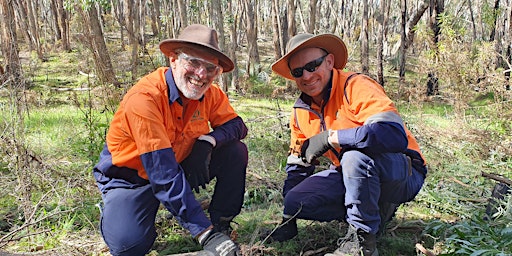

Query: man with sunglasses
[[268, 33, 427, 256], [92, 24, 246, 256]]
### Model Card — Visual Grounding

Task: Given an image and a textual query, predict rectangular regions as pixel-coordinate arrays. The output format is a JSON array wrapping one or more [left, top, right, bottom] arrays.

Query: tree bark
[[377, 0, 388, 86], [56, 0, 70, 51], [399, 0, 407, 82], [227, 1, 240, 91], [405, 0, 430, 49], [361, 0, 369, 75], [308, 0, 317, 33], [243, 0, 261, 76], [75, 2, 119, 86]]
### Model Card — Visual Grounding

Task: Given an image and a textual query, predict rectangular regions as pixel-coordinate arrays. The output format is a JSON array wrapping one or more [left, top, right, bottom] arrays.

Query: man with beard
[[93, 24, 246, 256]]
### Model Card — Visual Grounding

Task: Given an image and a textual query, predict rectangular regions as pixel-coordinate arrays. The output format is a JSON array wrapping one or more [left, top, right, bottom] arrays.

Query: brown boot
[[325, 225, 378, 256]]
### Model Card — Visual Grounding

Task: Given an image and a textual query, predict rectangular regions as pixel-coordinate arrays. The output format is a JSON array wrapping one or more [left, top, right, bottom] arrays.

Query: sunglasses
[[178, 53, 222, 77], [290, 54, 328, 78]]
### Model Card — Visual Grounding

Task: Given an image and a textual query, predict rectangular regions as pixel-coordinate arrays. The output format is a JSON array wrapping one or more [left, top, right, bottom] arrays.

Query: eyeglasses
[[290, 54, 328, 78], [178, 53, 222, 77]]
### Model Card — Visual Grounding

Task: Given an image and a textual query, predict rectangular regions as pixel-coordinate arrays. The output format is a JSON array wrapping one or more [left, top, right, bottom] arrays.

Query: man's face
[[288, 47, 334, 99], [170, 50, 222, 100]]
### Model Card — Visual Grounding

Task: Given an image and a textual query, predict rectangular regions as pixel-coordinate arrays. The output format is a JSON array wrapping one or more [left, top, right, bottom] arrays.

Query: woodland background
[[0, 0, 511, 255]]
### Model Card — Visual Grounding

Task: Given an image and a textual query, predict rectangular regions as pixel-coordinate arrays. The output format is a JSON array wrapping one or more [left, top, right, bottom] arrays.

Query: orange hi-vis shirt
[[106, 67, 240, 180], [288, 70, 426, 167]]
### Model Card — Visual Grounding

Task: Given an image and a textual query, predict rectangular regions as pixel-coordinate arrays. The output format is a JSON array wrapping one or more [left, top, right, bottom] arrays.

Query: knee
[[340, 150, 373, 177], [283, 189, 304, 215], [215, 140, 248, 165], [104, 230, 156, 256]]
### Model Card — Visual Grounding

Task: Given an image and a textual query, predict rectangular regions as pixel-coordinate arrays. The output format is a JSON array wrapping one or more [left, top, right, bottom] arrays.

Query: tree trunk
[[467, 0, 477, 41], [405, 0, 429, 49], [49, 0, 61, 43], [210, 0, 228, 91], [227, 1, 239, 92], [177, 0, 188, 29], [75, 2, 119, 86], [0, 0, 33, 223], [361, 0, 369, 75], [377, 0, 387, 86], [427, 0, 444, 96], [56, 0, 70, 51], [287, 0, 296, 39], [272, 0, 282, 60], [308, 0, 317, 33], [399, 0, 407, 82], [243, 0, 260, 76], [489, 0, 500, 41]]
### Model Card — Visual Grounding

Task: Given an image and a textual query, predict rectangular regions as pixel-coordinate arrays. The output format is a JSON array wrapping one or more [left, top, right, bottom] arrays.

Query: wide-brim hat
[[271, 33, 348, 80], [159, 24, 234, 72]]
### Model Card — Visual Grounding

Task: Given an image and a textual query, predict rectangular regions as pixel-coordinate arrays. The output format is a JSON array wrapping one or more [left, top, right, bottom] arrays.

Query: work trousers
[[282, 150, 425, 234], [98, 141, 247, 256]]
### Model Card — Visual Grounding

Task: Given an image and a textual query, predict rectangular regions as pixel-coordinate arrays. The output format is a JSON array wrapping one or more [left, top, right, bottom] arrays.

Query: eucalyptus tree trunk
[[272, 0, 282, 60], [113, 0, 126, 51], [405, 0, 429, 49], [427, 0, 443, 96], [75, 2, 119, 86], [56, 0, 70, 51], [227, 1, 240, 91], [377, 0, 389, 86], [49, 0, 61, 43], [308, 0, 317, 33], [287, 0, 296, 39], [13, 0, 44, 60], [399, 0, 407, 82], [243, 0, 261, 76], [0, 0, 32, 222], [489, 0, 500, 41], [149, 0, 162, 37], [211, 0, 228, 91], [361, 0, 369, 75], [467, 0, 477, 41], [177, 0, 188, 29]]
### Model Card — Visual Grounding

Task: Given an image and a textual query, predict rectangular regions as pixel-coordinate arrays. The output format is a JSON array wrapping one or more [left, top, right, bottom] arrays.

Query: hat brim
[[271, 34, 348, 80], [159, 40, 235, 73]]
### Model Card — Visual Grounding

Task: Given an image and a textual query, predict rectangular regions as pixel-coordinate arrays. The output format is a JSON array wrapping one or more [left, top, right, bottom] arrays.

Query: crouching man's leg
[[100, 183, 160, 256], [208, 141, 248, 235]]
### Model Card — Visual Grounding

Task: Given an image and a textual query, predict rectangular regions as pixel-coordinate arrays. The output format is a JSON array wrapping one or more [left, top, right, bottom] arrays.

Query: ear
[[325, 53, 335, 69], [169, 52, 179, 68]]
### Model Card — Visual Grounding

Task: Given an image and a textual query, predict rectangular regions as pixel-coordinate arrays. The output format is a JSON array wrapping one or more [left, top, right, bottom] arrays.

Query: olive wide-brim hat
[[271, 33, 348, 80], [159, 24, 235, 72]]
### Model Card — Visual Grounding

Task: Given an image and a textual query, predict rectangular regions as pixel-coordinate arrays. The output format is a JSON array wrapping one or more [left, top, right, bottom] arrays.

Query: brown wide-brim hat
[[271, 33, 348, 80], [159, 24, 235, 72]]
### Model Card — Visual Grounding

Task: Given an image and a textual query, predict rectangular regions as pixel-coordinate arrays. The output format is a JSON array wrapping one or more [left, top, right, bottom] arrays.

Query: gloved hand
[[200, 231, 241, 256], [300, 130, 332, 164], [180, 140, 213, 193]]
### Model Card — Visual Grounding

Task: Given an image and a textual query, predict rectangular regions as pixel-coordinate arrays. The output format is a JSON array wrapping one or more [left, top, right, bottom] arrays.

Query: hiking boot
[[325, 225, 378, 256], [268, 218, 298, 242]]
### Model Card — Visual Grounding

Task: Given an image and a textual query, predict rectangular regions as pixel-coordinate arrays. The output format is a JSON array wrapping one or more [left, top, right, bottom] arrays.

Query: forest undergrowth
[[0, 40, 511, 256]]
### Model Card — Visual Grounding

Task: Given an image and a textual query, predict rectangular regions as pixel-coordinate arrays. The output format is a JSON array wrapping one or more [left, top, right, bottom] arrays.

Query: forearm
[[209, 116, 248, 147]]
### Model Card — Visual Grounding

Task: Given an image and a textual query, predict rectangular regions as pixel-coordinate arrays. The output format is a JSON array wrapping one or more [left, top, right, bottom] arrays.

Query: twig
[[259, 205, 303, 244], [416, 243, 436, 256], [481, 171, 512, 186]]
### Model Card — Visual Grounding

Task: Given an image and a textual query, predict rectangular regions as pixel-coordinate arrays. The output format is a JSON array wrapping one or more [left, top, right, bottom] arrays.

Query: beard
[[174, 72, 211, 100]]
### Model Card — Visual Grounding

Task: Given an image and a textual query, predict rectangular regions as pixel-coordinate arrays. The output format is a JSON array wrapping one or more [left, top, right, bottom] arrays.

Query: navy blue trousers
[[282, 150, 425, 234], [98, 141, 247, 256]]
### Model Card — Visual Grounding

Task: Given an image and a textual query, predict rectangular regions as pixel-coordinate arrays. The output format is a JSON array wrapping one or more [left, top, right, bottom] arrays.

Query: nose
[[301, 69, 314, 80], [194, 65, 208, 79]]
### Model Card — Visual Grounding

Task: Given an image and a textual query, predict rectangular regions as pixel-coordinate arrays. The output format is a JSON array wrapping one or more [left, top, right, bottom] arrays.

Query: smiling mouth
[[188, 77, 206, 88]]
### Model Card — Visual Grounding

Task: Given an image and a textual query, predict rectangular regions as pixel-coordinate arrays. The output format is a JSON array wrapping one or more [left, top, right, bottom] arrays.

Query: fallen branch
[[481, 172, 512, 186], [416, 243, 436, 256]]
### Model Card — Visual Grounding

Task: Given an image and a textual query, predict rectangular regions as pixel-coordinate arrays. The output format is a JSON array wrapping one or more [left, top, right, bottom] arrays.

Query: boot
[[325, 225, 378, 256], [268, 217, 298, 242]]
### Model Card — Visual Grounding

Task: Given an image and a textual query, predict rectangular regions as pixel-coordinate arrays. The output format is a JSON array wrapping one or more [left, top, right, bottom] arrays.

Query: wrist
[[198, 135, 216, 147], [328, 129, 340, 148]]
